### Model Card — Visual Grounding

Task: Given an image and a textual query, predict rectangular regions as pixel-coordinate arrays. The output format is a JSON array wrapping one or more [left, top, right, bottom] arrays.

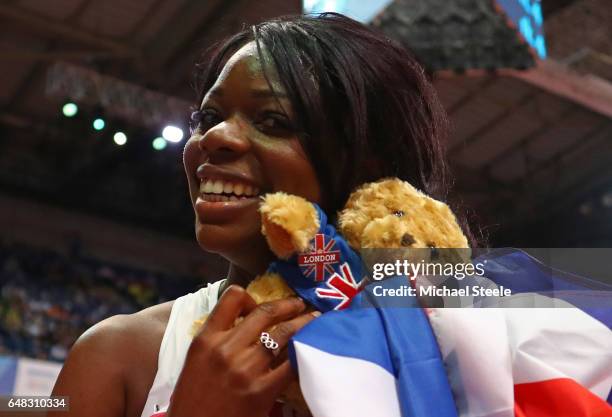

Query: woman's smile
[[194, 163, 263, 223]]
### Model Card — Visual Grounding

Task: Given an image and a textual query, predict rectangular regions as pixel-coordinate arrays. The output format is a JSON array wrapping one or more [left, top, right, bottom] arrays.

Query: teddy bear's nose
[[393, 210, 405, 217], [401, 233, 415, 246]]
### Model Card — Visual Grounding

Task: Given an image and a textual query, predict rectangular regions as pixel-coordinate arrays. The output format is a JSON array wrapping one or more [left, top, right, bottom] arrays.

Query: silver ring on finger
[[259, 332, 279, 355]]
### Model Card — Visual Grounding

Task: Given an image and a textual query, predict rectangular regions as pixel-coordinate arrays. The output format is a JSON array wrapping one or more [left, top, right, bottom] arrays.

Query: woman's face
[[184, 42, 321, 269]]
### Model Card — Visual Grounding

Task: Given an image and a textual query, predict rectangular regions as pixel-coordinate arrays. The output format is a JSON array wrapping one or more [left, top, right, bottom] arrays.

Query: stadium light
[[152, 137, 167, 151], [162, 125, 184, 143], [113, 132, 127, 146], [62, 102, 78, 117], [93, 118, 106, 131]]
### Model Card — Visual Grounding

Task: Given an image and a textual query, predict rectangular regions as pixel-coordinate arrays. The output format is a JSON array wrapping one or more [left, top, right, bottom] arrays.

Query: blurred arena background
[[0, 0, 611, 396]]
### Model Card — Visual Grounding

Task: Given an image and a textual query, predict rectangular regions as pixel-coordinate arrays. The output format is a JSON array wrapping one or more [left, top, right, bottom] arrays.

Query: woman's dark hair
[[195, 13, 471, 238]]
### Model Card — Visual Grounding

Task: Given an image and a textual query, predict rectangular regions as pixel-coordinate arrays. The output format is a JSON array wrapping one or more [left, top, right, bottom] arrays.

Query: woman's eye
[[256, 112, 293, 135], [190, 109, 221, 134]]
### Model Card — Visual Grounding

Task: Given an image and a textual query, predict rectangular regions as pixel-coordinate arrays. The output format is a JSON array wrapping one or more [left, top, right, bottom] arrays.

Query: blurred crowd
[[0, 240, 201, 362]]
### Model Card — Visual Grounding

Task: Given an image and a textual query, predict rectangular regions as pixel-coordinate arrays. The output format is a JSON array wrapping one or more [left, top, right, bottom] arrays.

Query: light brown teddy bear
[[338, 178, 470, 267], [192, 177, 469, 411]]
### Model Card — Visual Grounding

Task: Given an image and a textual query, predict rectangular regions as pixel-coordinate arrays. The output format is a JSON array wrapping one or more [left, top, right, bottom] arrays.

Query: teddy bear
[[192, 177, 469, 411], [338, 178, 470, 269], [191, 189, 365, 333], [243, 178, 470, 308]]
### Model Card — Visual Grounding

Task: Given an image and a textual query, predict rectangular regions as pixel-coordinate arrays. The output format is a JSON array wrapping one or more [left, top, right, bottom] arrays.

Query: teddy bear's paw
[[260, 192, 320, 259], [246, 271, 296, 304]]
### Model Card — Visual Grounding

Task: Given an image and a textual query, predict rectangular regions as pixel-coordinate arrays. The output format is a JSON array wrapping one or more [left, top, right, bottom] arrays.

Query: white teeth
[[203, 181, 214, 193], [212, 180, 223, 194], [199, 178, 259, 197], [234, 183, 244, 196]]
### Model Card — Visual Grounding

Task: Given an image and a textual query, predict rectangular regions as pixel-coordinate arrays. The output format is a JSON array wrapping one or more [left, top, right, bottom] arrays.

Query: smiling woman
[[49, 12, 460, 417], [184, 41, 322, 283]]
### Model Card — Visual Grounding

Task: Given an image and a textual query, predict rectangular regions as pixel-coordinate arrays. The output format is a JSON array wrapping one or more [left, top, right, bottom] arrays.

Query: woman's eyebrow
[[249, 89, 288, 99], [208, 88, 288, 99]]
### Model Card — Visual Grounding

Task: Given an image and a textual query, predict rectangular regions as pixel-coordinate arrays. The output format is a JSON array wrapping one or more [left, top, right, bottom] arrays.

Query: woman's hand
[[167, 285, 316, 417]]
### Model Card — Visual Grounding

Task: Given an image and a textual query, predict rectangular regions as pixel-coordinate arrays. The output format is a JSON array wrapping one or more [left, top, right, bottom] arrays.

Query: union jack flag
[[315, 262, 364, 310], [298, 233, 340, 282]]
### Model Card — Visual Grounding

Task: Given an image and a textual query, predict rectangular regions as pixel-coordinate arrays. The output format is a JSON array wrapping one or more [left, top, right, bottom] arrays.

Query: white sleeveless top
[[140, 280, 224, 417]]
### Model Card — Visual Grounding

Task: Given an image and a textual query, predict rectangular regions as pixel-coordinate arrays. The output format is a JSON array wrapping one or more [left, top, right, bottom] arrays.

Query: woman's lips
[[194, 194, 260, 223], [200, 194, 247, 202]]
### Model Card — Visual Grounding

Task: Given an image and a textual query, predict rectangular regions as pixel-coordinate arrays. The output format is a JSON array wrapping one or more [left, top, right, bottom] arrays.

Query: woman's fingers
[[259, 361, 296, 400], [260, 312, 318, 360], [228, 297, 306, 347], [242, 311, 319, 372], [202, 285, 258, 332], [183, 292, 318, 416]]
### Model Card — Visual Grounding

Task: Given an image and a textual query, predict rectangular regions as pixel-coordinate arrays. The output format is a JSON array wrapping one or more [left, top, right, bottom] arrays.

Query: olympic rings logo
[[259, 332, 279, 350]]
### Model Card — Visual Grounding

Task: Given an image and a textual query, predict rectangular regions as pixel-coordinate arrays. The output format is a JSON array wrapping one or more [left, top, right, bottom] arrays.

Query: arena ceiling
[[0, 0, 611, 248]]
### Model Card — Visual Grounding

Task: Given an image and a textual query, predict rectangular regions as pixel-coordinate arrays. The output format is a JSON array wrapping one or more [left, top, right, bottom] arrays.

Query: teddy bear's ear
[[259, 192, 320, 258]]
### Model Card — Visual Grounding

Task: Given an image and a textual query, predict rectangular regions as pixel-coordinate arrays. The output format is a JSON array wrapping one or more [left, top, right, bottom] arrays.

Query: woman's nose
[[198, 118, 250, 160]]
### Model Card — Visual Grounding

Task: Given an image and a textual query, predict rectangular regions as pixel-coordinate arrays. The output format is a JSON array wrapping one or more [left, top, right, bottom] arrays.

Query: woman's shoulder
[[81, 300, 174, 355], [86, 280, 223, 358], [76, 300, 175, 383], [50, 300, 176, 417], [61, 281, 223, 382], [75, 279, 223, 369]]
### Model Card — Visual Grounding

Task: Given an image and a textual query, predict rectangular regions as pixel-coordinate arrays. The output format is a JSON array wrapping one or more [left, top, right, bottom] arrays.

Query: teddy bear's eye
[[393, 210, 405, 217]]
